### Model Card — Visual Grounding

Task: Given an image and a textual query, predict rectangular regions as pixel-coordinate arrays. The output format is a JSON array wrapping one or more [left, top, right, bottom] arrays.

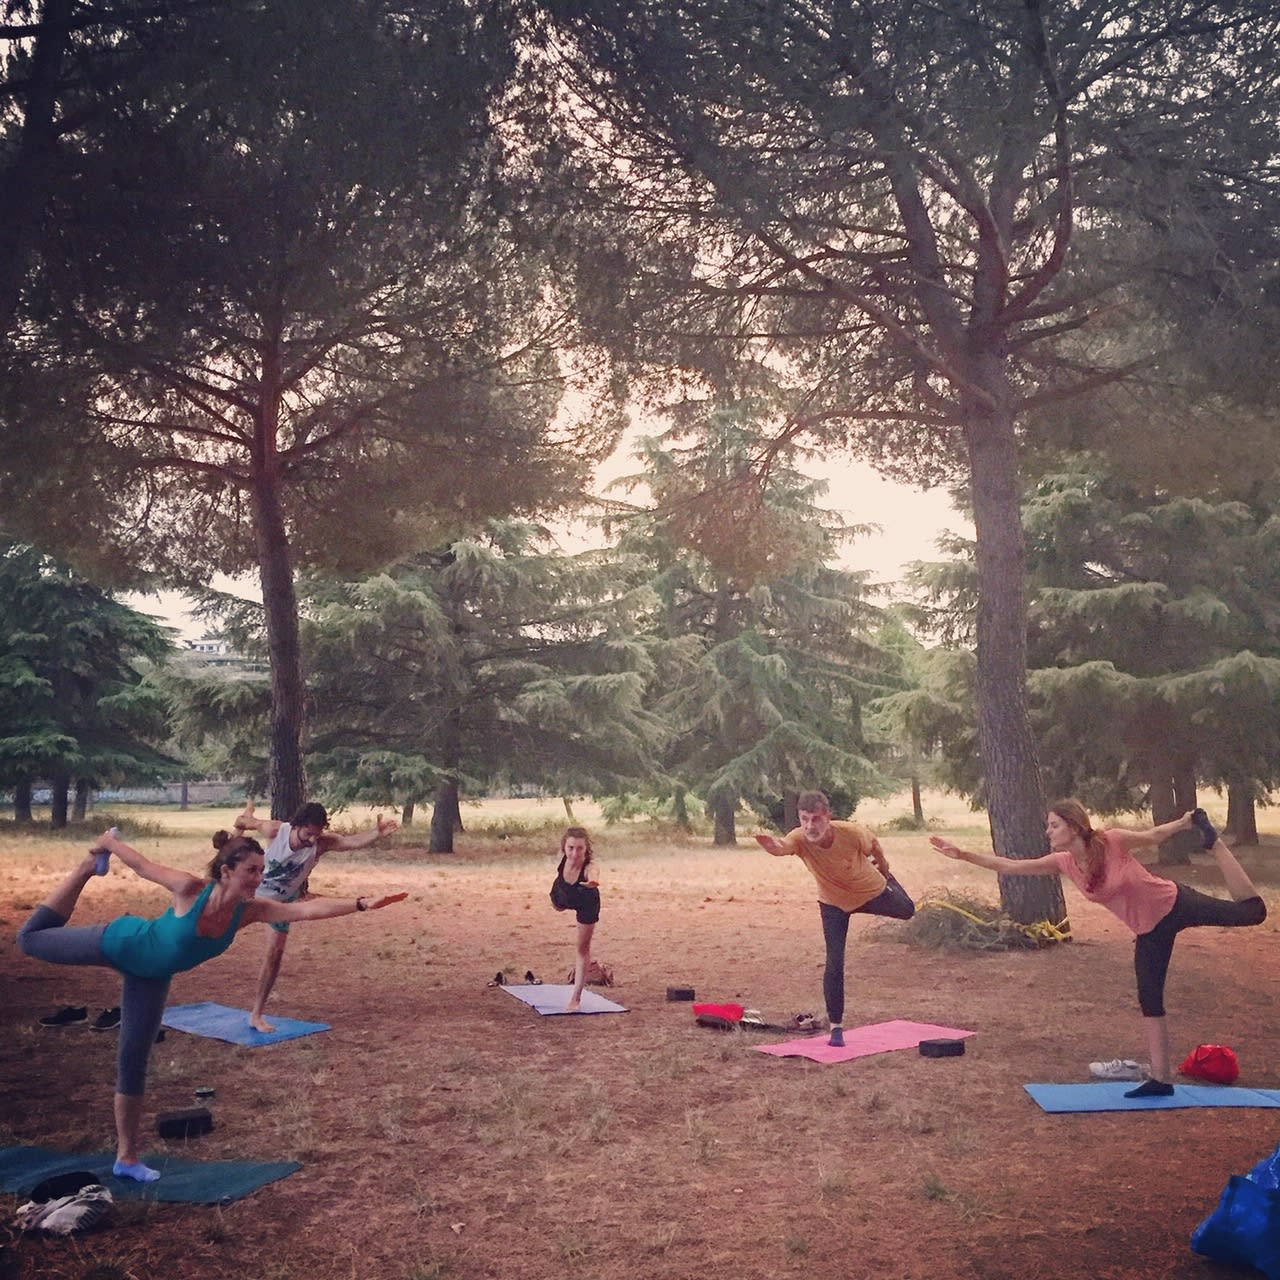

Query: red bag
[[1179, 1043, 1240, 1085], [692, 1001, 744, 1030]]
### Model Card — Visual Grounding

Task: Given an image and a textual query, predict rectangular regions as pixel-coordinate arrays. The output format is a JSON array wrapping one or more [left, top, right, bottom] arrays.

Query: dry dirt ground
[[1, 798, 1278, 1280]]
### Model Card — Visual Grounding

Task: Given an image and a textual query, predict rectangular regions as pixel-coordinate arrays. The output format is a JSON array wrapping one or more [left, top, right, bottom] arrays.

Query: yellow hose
[[918, 898, 1071, 944]]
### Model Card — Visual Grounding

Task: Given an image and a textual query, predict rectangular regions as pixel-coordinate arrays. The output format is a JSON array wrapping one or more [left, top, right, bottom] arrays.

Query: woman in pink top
[[931, 801, 1266, 1096]]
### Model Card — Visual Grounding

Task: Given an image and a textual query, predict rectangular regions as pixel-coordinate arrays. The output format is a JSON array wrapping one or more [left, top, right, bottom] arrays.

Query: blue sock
[[828, 1026, 844, 1047], [112, 1159, 161, 1183]]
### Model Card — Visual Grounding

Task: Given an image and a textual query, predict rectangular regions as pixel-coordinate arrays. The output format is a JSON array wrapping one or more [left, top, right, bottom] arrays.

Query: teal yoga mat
[[1025, 1083, 1280, 1113], [0, 1145, 300, 1204], [162, 1001, 329, 1045]]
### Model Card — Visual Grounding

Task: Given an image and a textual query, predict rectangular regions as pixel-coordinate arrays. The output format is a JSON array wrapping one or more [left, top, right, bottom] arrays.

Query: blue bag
[[1192, 1144, 1280, 1279]]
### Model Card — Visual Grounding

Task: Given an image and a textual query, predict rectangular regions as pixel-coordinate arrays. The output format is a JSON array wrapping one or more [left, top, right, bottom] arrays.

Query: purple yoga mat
[[755, 1018, 976, 1063]]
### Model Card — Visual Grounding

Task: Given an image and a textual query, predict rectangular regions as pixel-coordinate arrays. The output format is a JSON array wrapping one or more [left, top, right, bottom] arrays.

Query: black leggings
[[1133, 883, 1266, 1017], [819, 876, 916, 1024]]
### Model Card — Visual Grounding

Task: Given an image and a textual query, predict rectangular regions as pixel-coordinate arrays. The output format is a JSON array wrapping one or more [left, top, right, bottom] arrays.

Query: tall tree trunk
[[965, 406, 1065, 926], [401, 799, 415, 827], [1150, 753, 1198, 865], [14, 777, 33, 822], [672, 787, 691, 833], [782, 789, 799, 832], [0, 0, 73, 334], [252, 356, 307, 821], [430, 775, 460, 853], [711, 792, 737, 846], [179, 779, 189, 811], [1226, 781, 1258, 847], [562, 796, 576, 822], [911, 775, 924, 826], [72, 778, 89, 821], [49, 764, 69, 828]]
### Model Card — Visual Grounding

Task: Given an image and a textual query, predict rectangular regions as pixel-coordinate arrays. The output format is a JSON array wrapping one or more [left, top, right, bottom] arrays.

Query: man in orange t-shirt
[[756, 790, 915, 1046]]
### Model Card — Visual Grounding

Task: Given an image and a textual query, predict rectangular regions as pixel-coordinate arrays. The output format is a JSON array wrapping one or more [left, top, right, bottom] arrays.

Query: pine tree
[[301, 519, 665, 850], [0, 538, 176, 824], [609, 400, 894, 844]]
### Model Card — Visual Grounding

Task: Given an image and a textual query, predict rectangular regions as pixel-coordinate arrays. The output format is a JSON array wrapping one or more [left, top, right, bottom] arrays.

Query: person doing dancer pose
[[550, 826, 601, 1012], [755, 790, 916, 1047], [233, 800, 399, 1032], [17, 828, 406, 1181], [931, 803, 1266, 1096]]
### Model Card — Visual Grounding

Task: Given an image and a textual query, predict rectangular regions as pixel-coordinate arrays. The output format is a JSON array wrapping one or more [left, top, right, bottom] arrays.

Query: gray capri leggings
[[18, 906, 170, 1096]]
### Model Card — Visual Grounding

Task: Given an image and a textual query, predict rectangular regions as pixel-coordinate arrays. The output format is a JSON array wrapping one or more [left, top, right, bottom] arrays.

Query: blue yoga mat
[[1025, 1083, 1280, 1113], [501, 983, 628, 1015], [162, 1001, 329, 1045], [0, 1145, 300, 1204]]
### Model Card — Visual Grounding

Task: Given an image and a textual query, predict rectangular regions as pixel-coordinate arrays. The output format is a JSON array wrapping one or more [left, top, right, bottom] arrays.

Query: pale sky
[[127, 457, 969, 642]]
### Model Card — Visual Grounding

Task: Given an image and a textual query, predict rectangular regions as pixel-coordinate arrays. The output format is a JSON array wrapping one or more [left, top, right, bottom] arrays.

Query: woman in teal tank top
[[18, 827, 407, 1184]]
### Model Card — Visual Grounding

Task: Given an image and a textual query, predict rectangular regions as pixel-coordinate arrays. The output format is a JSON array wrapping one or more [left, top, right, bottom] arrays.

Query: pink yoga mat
[[755, 1018, 976, 1064]]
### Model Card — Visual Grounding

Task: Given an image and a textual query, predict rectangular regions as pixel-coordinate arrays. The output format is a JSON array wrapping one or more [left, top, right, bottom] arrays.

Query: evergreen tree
[[537, 0, 1280, 916], [301, 519, 665, 851], [0, 538, 176, 824], [1022, 458, 1280, 853], [609, 401, 894, 844], [1, 0, 607, 818], [911, 456, 1280, 866]]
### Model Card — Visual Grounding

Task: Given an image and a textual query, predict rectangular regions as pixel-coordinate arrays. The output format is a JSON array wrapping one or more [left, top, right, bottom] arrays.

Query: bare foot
[[564, 1001, 581, 1013], [249, 1014, 276, 1034]]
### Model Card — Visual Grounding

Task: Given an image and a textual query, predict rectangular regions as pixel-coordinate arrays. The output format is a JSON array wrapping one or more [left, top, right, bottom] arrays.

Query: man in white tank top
[[234, 800, 398, 1031]]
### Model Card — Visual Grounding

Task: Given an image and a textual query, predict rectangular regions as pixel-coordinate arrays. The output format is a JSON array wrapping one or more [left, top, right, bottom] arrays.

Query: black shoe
[[91, 1006, 121, 1032], [486, 971, 505, 987], [1191, 808, 1219, 850], [39, 1006, 87, 1027]]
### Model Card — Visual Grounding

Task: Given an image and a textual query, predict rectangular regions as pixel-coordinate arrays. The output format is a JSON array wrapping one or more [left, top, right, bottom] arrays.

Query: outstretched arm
[[233, 800, 283, 841], [1109, 811, 1195, 850], [98, 829, 203, 897], [754, 833, 790, 857], [319, 814, 400, 853], [244, 891, 408, 927], [929, 836, 1061, 877]]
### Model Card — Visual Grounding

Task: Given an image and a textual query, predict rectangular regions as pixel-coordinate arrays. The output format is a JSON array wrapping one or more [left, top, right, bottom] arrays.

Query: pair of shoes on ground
[[788, 1012, 824, 1033], [486, 969, 543, 988], [38, 1006, 122, 1031], [1089, 1057, 1150, 1081]]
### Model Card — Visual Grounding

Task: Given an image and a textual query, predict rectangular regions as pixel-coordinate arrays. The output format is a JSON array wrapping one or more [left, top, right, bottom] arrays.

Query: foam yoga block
[[919, 1038, 966, 1058], [156, 1108, 213, 1139]]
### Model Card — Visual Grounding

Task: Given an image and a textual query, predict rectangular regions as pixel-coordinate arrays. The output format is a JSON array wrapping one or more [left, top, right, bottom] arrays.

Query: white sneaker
[[1089, 1058, 1148, 1081]]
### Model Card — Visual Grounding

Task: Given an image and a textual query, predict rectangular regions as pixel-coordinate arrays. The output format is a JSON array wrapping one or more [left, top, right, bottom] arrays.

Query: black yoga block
[[156, 1107, 213, 1139], [918, 1038, 966, 1058], [666, 985, 696, 1002]]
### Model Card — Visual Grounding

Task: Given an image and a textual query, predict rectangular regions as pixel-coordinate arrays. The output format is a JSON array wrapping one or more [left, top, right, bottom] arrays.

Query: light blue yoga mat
[[162, 1001, 329, 1045], [502, 983, 628, 1015], [1025, 1083, 1280, 1113], [0, 1145, 300, 1204]]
